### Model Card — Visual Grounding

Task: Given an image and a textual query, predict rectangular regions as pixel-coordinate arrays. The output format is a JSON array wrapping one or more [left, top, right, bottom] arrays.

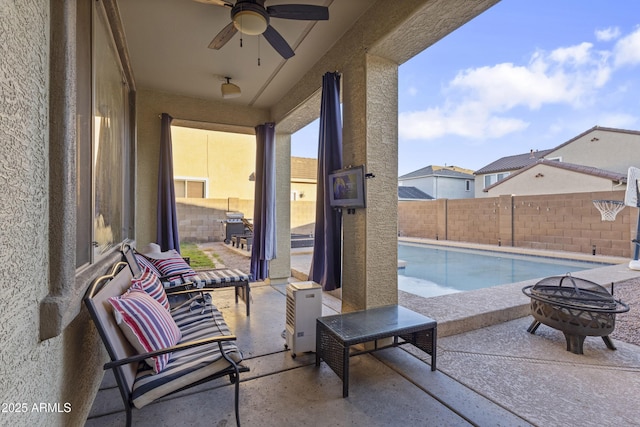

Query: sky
[[290, 0, 640, 176]]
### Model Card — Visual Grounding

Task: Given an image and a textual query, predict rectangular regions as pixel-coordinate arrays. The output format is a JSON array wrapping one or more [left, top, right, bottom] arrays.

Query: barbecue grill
[[223, 212, 246, 243], [522, 274, 629, 354]]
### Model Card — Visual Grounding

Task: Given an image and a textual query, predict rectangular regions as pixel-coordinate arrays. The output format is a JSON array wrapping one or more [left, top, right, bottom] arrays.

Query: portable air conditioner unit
[[285, 281, 322, 357]]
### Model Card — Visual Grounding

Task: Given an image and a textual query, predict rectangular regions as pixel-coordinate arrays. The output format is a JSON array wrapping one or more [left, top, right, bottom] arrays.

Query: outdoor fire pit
[[522, 274, 629, 354]]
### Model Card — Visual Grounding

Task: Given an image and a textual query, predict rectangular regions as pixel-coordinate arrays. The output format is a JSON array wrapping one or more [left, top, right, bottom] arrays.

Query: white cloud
[[399, 38, 626, 141], [613, 26, 640, 67], [407, 86, 418, 96], [399, 104, 529, 141], [596, 112, 638, 129], [595, 27, 621, 42], [549, 42, 593, 65]]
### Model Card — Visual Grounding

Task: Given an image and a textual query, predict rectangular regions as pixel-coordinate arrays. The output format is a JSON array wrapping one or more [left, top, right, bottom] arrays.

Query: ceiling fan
[[195, 0, 329, 59]]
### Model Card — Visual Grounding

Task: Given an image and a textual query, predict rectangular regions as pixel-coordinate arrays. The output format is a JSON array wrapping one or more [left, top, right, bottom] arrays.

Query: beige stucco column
[[340, 53, 399, 312], [266, 132, 292, 285]]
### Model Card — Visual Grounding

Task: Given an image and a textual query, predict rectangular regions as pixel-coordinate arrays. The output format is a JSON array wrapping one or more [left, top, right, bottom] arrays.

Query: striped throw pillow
[[109, 290, 182, 373], [130, 267, 170, 311], [134, 254, 163, 277], [144, 250, 196, 281]]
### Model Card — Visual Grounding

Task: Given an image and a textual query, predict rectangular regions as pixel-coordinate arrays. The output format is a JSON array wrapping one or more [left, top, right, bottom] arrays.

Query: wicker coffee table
[[316, 304, 437, 397]]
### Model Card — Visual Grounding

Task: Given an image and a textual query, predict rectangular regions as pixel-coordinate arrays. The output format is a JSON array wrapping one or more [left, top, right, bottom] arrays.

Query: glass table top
[[317, 305, 436, 342]]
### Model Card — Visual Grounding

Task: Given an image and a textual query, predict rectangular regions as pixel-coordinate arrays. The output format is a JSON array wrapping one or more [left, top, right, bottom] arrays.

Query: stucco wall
[[399, 190, 636, 258], [291, 181, 317, 204], [485, 164, 623, 197], [550, 129, 640, 173], [1, 2, 104, 425], [172, 126, 257, 200]]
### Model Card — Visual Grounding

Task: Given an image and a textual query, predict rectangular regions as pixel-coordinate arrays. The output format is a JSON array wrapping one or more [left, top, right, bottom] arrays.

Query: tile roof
[[398, 186, 433, 200], [399, 165, 474, 179], [483, 159, 627, 192], [474, 149, 554, 175], [475, 126, 640, 176], [291, 157, 317, 181]]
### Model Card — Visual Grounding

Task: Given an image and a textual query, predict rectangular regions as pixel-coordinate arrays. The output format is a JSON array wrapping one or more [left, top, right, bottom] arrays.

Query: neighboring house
[[474, 149, 553, 196], [172, 127, 317, 202], [398, 165, 475, 199], [398, 186, 433, 201], [290, 157, 318, 202], [477, 126, 640, 197], [542, 126, 640, 173], [483, 160, 627, 197], [172, 126, 256, 200]]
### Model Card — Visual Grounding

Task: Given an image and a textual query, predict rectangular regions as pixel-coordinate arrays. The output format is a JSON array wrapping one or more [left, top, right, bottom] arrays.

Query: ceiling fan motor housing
[[231, 1, 270, 35]]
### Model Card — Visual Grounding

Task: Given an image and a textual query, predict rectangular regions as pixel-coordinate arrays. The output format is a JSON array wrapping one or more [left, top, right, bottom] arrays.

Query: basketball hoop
[[626, 167, 640, 265], [593, 199, 625, 221], [624, 166, 640, 208]]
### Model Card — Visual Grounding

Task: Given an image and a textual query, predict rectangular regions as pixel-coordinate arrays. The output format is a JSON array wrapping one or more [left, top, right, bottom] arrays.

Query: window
[[42, 0, 137, 340], [76, 0, 134, 268], [465, 180, 471, 191], [483, 172, 510, 189], [174, 178, 207, 198], [75, 0, 92, 267]]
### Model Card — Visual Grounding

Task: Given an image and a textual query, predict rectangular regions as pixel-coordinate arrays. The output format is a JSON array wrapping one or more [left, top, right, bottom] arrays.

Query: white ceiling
[[118, 0, 375, 109]]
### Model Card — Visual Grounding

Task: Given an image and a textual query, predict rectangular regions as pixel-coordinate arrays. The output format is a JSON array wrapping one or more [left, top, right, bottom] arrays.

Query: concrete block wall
[[447, 197, 499, 245], [177, 198, 317, 242], [397, 200, 439, 238], [399, 190, 637, 258], [498, 195, 514, 247], [511, 192, 634, 257], [176, 198, 254, 243]]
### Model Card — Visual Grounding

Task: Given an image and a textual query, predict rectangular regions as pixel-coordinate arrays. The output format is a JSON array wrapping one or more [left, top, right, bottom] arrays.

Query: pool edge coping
[[399, 237, 630, 265]]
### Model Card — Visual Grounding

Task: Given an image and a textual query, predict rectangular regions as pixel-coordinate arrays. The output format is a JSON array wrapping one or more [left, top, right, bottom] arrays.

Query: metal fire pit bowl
[[522, 274, 629, 354]]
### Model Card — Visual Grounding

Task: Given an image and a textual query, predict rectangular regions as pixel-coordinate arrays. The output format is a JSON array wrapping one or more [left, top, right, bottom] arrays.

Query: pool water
[[398, 243, 612, 298]]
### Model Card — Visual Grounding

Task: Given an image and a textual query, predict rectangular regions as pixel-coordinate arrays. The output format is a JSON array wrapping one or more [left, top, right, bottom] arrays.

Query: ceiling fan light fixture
[[221, 77, 241, 99], [232, 5, 268, 35]]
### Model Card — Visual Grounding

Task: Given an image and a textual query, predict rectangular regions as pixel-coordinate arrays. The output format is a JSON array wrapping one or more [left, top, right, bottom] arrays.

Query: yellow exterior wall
[[291, 180, 317, 203], [172, 126, 256, 200], [173, 132, 318, 237]]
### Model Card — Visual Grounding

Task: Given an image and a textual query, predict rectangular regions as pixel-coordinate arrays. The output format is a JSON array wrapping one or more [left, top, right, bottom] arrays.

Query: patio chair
[[121, 242, 252, 315], [84, 261, 248, 426]]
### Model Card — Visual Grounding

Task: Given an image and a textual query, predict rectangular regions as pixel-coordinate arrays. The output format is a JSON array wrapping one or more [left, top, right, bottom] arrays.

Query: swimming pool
[[398, 243, 613, 298]]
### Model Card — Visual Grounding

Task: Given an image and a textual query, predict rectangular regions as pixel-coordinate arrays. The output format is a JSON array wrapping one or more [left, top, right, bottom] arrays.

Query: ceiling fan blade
[[193, 0, 233, 7], [263, 25, 295, 59], [208, 21, 238, 49], [266, 4, 329, 20]]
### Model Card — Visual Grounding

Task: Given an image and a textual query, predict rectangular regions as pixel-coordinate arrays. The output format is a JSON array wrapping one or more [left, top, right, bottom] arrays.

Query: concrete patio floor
[[86, 248, 640, 426]]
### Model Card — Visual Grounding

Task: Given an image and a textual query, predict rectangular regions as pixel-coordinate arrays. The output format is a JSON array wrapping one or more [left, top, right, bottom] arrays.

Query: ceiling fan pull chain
[[258, 35, 261, 66]]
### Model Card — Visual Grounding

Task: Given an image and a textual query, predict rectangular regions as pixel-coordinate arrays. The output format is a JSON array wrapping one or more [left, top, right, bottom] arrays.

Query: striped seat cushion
[[131, 297, 243, 409], [191, 268, 251, 288]]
